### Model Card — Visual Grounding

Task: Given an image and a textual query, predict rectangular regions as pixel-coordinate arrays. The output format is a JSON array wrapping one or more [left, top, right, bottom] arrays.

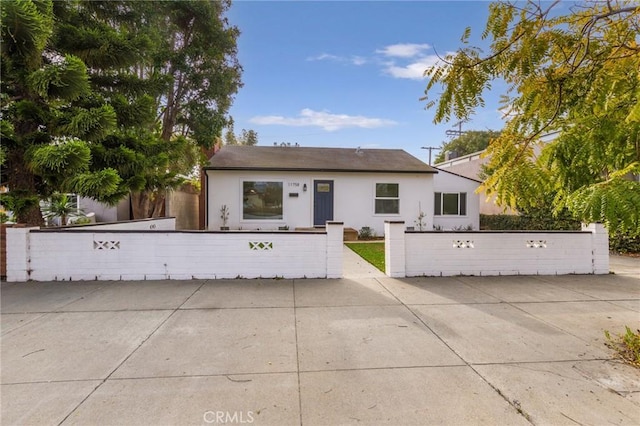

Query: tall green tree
[[423, 0, 640, 236], [1, 0, 121, 225], [223, 121, 259, 146], [137, 0, 241, 217], [155, 1, 242, 146], [53, 0, 178, 218], [434, 130, 500, 163], [53, 1, 242, 218]]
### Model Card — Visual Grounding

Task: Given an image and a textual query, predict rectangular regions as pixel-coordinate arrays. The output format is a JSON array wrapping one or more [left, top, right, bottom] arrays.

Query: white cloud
[[307, 43, 449, 81], [307, 53, 367, 66], [383, 51, 456, 80], [351, 56, 367, 66], [382, 55, 442, 80], [307, 53, 341, 62], [376, 43, 431, 58], [250, 108, 397, 132]]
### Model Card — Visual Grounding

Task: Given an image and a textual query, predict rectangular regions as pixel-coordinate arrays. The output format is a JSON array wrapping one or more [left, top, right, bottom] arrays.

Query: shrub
[[358, 226, 375, 240], [609, 234, 640, 254], [481, 214, 639, 254], [0, 212, 11, 223], [452, 224, 474, 231], [480, 214, 581, 231], [72, 216, 92, 225], [605, 327, 640, 368]]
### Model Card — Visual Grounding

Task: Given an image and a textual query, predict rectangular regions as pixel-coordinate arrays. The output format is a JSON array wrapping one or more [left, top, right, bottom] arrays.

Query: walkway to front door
[[343, 244, 385, 279]]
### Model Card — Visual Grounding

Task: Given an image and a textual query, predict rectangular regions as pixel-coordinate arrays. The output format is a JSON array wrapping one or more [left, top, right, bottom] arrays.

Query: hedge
[[480, 214, 639, 254]]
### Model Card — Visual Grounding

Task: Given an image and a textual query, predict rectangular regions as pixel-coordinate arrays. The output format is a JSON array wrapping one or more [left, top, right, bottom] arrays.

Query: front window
[[375, 183, 399, 214], [243, 181, 283, 220], [434, 192, 467, 215]]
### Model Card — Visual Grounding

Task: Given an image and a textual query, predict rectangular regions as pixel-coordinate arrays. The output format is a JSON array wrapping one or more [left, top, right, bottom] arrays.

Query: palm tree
[[41, 193, 82, 226]]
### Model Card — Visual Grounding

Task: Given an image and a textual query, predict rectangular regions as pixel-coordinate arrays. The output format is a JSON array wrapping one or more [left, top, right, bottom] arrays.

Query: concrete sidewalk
[[2, 259, 639, 425], [611, 254, 640, 277]]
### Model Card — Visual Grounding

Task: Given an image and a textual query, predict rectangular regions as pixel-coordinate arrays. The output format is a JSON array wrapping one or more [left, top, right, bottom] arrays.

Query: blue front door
[[313, 180, 334, 226]]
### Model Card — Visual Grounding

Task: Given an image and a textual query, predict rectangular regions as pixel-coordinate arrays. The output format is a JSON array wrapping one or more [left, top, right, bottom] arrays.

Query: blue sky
[[226, 1, 507, 162]]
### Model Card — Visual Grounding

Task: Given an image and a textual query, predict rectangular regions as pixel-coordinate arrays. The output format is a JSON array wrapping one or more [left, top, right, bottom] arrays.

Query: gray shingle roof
[[205, 146, 437, 174]]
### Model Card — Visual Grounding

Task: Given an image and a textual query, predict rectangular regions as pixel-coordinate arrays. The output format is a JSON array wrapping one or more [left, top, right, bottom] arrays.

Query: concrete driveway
[[1, 255, 639, 425]]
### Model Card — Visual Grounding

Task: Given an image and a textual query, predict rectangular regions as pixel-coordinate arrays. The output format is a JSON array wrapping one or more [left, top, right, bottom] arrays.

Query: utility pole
[[445, 120, 468, 138], [421, 146, 441, 165]]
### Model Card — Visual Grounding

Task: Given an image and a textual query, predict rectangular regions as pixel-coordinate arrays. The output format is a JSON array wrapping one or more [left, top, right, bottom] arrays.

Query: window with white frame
[[434, 192, 467, 215], [375, 183, 399, 214], [243, 181, 283, 220]]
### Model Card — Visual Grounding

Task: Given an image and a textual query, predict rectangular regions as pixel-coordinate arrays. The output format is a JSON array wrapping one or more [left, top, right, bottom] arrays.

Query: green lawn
[[346, 242, 385, 272]]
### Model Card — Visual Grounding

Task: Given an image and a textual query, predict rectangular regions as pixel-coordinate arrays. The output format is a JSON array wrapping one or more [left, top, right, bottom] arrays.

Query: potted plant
[[220, 204, 230, 230]]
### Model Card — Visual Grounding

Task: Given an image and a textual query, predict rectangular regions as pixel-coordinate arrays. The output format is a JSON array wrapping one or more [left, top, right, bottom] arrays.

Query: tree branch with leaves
[[423, 0, 640, 236]]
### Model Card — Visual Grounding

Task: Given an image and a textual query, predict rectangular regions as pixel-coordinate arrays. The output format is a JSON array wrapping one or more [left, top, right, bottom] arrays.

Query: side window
[[434, 192, 467, 215]]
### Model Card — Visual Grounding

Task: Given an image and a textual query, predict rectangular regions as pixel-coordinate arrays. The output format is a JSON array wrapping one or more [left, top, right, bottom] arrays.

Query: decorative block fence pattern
[[6, 220, 344, 282], [385, 221, 609, 277]]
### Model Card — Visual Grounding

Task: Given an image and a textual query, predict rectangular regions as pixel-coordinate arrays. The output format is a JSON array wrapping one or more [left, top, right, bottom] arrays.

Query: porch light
[[303, 183, 307, 192]]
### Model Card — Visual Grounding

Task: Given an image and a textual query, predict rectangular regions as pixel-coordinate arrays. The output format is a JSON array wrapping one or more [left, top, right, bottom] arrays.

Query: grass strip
[[346, 242, 385, 272]]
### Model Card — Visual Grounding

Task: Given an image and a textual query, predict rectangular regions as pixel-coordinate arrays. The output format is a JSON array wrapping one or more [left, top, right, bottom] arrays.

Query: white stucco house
[[204, 145, 480, 235]]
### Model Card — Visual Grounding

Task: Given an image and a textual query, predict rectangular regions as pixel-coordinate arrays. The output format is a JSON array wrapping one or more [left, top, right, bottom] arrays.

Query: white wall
[[385, 222, 609, 277], [79, 197, 131, 222], [207, 170, 434, 236], [432, 170, 480, 230], [6, 223, 344, 281]]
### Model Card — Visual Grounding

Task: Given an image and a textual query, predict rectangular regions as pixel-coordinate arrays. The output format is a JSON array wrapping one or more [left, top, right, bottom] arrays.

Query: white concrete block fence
[[384, 221, 609, 277], [6, 219, 344, 282], [61, 217, 177, 231]]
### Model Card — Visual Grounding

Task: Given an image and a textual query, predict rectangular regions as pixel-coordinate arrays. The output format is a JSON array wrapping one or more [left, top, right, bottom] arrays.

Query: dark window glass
[[442, 193, 459, 215], [375, 183, 399, 198], [243, 181, 283, 219], [375, 199, 399, 214]]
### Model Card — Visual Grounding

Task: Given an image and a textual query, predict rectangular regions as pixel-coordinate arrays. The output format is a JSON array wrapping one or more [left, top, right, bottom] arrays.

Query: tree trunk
[[150, 190, 166, 218], [6, 148, 44, 226], [21, 204, 44, 227], [131, 190, 167, 219], [130, 191, 151, 219]]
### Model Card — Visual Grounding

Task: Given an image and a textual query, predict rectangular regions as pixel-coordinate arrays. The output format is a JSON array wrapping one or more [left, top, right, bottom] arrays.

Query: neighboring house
[[79, 184, 200, 230], [203, 145, 480, 235], [435, 131, 561, 215], [434, 149, 506, 215], [432, 167, 480, 230]]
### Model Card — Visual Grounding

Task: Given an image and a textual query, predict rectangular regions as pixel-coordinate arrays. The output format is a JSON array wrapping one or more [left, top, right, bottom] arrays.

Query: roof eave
[[204, 166, 437, 174]]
